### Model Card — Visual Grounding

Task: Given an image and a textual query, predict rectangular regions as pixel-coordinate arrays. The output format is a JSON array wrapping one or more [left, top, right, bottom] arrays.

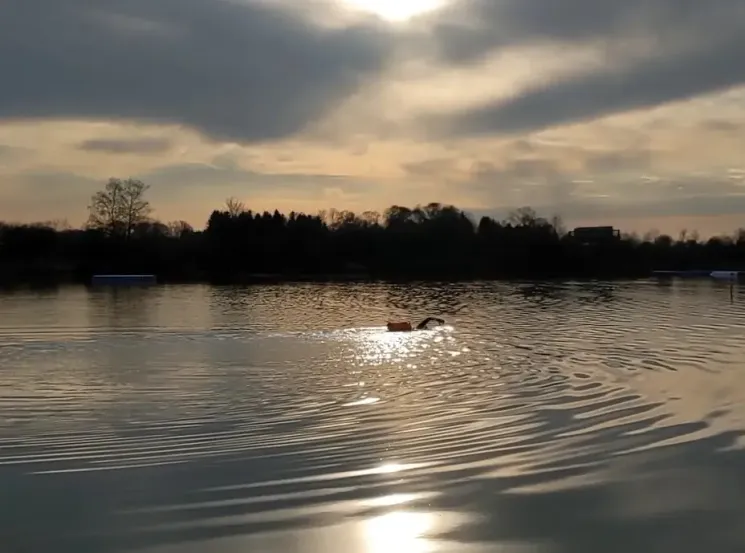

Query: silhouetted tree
[[167, 220, 194, 238], [87, 178, 151, 239], [3, 181, 745, 285], [225, 197, 245, 217]]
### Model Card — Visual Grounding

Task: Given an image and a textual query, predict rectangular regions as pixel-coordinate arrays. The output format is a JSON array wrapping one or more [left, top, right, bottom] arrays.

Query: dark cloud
[[425, 0, 745, 136], [0, 0, 392, 144], [79, 137, 172, 154], [430, 0, 743, 63], [429, 1, 623, 65]]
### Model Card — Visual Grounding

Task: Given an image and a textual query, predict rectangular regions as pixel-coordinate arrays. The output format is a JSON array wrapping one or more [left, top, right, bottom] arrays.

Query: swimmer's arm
[[416, 317, 445, 330]]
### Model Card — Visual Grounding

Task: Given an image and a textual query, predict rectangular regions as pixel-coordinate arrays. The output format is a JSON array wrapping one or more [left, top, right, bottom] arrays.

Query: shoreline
[[3, 263, 744, 290], [3, 270, 739, 290]]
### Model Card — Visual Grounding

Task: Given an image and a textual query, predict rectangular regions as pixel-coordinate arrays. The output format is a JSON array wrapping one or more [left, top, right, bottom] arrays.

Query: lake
[[2, 280, 745, 553]]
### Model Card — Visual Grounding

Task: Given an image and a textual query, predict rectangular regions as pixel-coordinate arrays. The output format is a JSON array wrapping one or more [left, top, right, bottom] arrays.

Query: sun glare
[[342, 0, 444, 22], [365, 511, 434, 553]]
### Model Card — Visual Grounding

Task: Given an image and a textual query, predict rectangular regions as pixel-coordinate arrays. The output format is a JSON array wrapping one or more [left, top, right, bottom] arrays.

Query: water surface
[[2, 281, 745, 552]]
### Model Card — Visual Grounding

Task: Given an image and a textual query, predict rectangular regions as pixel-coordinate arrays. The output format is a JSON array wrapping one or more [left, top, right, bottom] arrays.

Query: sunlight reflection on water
[[364, 510, 433, 553]]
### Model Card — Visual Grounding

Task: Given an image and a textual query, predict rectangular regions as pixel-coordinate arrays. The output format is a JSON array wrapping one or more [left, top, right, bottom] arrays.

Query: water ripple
[[2, 281, 745, 553]]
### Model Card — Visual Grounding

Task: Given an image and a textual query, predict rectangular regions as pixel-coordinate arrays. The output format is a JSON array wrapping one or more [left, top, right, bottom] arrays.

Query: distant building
[[568, 226, 621, 245]]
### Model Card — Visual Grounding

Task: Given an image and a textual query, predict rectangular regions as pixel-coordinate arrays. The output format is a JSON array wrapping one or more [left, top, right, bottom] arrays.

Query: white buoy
[[710, 271, 739, 280], [711, 271, 738, 302]]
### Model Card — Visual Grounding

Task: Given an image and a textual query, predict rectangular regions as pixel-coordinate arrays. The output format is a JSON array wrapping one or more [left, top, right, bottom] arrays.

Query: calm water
[[2, 281, 745, 553]]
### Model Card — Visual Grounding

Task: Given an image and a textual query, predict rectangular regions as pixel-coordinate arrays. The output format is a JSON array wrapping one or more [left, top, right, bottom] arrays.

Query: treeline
[[1, 179, 745, 285]]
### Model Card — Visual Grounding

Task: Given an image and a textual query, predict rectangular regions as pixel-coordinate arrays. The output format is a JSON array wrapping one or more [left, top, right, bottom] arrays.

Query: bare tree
[[361, 210, 381, 226], [121, 179, 151, 238], [508, 206, 540, 227], [87, 178, 152, 238], [167, 220, 194, 238], [88, 179, 122, 235], [225, 197, 245, 217]]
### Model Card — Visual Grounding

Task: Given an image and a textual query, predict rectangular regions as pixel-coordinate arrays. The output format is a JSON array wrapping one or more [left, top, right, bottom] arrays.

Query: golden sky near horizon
[[1, 0, 745, 236]]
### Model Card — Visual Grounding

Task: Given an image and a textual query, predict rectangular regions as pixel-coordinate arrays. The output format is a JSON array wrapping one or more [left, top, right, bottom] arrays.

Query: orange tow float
[[387, 321, 414, 332]]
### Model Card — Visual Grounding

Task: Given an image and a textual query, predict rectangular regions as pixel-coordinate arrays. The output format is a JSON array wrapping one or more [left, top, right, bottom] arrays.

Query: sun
[[342, 0, 444, 22]]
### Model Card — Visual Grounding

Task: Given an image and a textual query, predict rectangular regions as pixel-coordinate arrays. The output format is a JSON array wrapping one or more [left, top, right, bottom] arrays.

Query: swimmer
[[387, 317, 445, 332]]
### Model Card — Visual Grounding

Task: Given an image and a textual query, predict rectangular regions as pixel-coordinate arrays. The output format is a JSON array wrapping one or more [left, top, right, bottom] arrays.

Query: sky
[[1, 0, 745, 236]]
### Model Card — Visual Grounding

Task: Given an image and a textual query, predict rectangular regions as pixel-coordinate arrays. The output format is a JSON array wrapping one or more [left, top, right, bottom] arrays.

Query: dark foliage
[[2, 199, 745, 285]]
